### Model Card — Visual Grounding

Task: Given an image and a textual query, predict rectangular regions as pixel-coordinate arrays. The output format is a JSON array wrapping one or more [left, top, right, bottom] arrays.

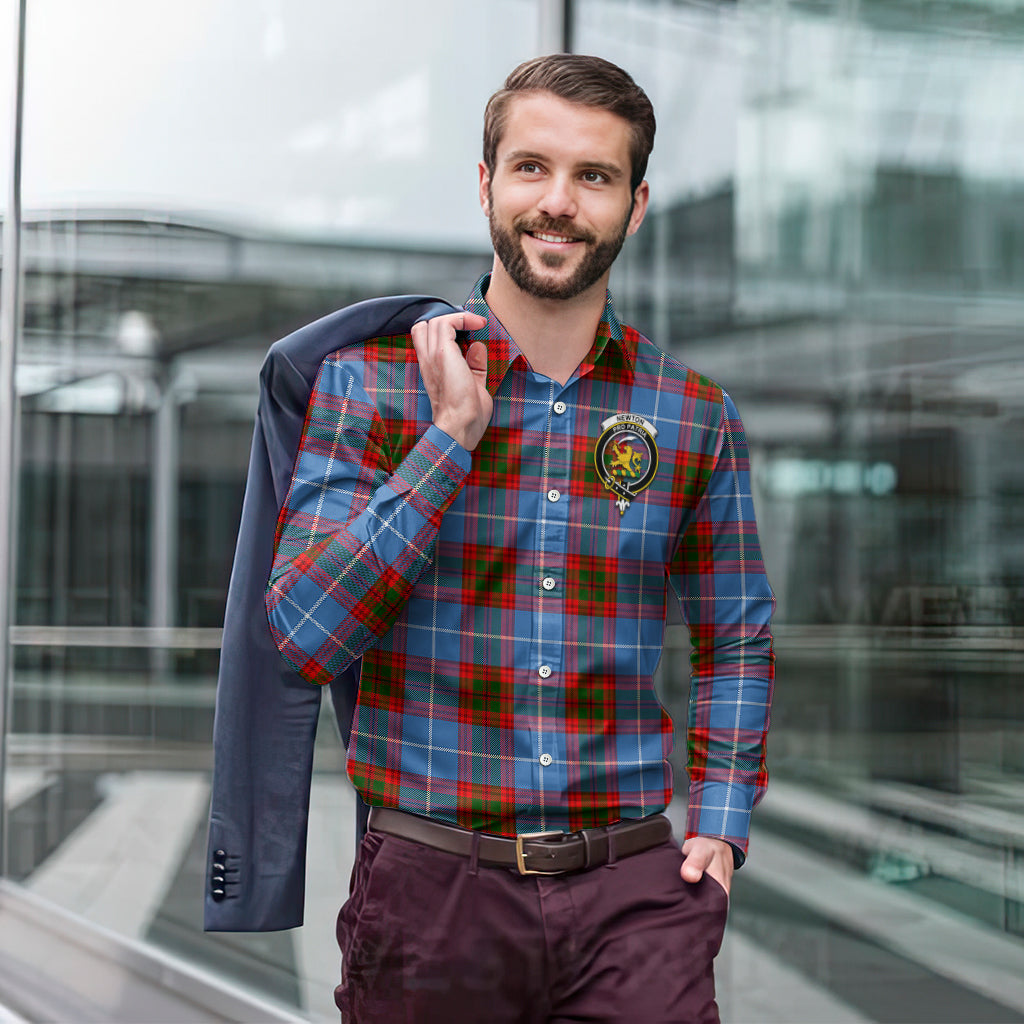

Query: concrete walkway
[[10, 771, 1024, 1022]]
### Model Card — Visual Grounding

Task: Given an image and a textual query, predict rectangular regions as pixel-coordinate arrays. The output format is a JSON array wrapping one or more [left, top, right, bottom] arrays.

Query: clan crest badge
[[594, 413, 659, 515]]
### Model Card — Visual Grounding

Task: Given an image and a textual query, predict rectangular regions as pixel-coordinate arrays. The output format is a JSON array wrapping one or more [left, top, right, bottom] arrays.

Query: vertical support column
[[537, 0, 572, 53], [0, 0, 28, 878], [653, 208, 670, 348], [149, 364, 179, 673]]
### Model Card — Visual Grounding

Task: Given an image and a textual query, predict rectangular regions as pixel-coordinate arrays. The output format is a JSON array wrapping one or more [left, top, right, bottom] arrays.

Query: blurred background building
[[1, 0, 1023, 1021]]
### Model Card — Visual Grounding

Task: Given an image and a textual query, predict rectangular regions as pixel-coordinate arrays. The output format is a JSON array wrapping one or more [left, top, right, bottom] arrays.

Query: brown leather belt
[[368, 806, 673, 876]]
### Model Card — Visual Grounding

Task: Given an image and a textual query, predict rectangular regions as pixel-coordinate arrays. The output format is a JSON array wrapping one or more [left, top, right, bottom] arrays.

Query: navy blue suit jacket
[[204, 295, 457, 932]]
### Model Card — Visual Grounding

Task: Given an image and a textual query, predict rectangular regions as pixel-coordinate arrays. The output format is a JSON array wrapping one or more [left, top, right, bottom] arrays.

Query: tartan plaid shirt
[[267, 275, 775, 857]]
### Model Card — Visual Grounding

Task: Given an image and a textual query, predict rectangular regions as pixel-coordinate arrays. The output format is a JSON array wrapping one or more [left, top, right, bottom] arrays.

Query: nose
[[536, 174, 577, 220]]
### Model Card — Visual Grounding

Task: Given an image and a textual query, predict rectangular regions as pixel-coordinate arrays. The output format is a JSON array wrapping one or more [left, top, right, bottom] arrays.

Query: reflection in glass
[[8, 2, 534, 1019], [5, 0, 1024, 1019], [579, 0, 1024, 1020]]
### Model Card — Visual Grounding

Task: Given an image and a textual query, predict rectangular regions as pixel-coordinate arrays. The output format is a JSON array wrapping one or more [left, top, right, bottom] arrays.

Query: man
[[266, 54, 774, 1023]]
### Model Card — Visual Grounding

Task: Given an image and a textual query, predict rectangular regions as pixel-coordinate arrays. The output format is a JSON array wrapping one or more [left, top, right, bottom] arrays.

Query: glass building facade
[[1, 1, 1023, 1020]]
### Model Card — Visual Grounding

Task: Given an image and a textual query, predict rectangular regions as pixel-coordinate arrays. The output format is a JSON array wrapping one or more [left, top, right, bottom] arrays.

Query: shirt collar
[[461, 274, 637, 395]]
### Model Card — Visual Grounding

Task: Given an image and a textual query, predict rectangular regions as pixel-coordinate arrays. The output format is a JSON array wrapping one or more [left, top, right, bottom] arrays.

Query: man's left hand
[[679, 836, 734, 896]]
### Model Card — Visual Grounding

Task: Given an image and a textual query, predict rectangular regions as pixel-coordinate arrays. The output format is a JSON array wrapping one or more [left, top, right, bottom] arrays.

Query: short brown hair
[[483, 54, 656, 193]]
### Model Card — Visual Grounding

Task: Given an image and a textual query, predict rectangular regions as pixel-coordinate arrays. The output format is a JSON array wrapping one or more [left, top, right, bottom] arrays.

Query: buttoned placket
[[530, 375, 575, 827]]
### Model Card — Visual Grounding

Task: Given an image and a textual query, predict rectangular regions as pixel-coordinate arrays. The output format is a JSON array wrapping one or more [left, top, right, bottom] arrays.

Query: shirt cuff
[[423, 423, 472, 475], [685, 777, 756, 863], [388, 424, 472, 521]]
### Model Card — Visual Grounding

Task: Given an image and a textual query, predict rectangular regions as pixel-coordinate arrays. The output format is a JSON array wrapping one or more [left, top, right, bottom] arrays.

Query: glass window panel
[[21, 0, 539, 247], [1, 0, 20, 905], [10, 2, 540, 1019], [0, 1, 12, 215], [575, 1, 1024, 1020]]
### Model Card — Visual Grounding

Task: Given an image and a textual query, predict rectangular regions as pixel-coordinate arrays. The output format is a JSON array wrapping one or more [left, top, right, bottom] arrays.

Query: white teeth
[[533, 232, 575, 244]]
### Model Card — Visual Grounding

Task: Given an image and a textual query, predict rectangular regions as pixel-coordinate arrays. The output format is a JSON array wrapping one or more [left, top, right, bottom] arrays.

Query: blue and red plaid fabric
[[267, 275, 775, 856]]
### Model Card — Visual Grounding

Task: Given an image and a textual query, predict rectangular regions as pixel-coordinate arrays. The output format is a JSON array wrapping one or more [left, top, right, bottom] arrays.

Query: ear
[[625, 180, 650, 237], [478, 161, 492, 216]]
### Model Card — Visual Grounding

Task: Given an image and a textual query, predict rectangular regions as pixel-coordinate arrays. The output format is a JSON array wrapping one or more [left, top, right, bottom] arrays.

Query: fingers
[[679, 844, 712, 884], [411, 311, 487, 343], [411, 312, 487, 375], [466, 341, 488, 375], [412, 311, 487, 331], [412, 312, 483, 375], [679, 836, 733, 893], [410, 311, 492, 453]]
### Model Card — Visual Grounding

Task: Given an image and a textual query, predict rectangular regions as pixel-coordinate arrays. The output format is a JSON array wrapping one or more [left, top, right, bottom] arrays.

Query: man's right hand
[[411, 311, 492, 452]]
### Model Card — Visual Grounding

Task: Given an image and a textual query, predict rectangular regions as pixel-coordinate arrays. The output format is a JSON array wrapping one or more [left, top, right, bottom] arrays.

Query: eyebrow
[[502, 150, 626, 181]]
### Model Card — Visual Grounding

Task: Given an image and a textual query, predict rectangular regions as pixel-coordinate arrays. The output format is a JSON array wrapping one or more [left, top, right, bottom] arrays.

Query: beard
[[488, 189, 631, 301]]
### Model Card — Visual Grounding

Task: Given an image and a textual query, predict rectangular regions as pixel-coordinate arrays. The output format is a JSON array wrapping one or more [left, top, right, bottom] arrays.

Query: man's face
[[480, 92, 649, 302]]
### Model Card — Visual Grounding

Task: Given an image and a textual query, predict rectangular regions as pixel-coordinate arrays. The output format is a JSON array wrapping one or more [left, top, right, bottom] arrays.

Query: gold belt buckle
[[515, 830, 565, 875]]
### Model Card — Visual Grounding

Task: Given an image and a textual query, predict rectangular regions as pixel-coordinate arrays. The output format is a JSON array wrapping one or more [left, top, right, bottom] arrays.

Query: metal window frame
[[0, 0, 27, 881], [538, 0, 574, 52]]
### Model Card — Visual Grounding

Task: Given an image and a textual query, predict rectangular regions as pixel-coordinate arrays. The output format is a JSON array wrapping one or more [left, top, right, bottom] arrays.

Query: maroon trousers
[[335, 827, 728, 1023]]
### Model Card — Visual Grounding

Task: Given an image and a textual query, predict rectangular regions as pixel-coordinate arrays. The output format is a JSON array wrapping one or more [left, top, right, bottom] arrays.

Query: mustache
[[513, 216, 595, 245]]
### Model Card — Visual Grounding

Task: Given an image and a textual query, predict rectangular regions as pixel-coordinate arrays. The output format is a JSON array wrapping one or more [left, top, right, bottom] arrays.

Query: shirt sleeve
[[668, 390, 775, 864], [265, 354, 471, 685]]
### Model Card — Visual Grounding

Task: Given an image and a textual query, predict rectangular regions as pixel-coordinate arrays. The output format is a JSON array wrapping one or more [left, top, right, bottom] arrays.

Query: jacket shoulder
[[268, 295, 457, 365]]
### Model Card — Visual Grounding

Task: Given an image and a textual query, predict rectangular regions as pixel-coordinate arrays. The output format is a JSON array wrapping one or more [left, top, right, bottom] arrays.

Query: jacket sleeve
[[204, 387, 325, 932], [265, 353, 471, 685], [668, 390, 775, 865], [204, 296, 456, 933]]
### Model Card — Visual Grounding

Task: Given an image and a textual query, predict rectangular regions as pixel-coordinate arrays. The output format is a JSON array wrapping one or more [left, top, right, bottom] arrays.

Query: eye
[[517, 162, 542, 175], [581, 170, 608, 184]]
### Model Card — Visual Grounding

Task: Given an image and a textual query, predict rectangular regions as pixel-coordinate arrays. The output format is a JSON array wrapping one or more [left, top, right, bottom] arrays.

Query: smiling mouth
[[528, 231, 580, 244]]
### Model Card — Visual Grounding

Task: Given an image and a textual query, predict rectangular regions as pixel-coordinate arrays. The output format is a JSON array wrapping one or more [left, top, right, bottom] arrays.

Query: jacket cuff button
[[211, 888, 226, 902]]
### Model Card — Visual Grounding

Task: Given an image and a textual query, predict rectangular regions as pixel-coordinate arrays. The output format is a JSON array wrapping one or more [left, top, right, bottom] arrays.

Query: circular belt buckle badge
[[594, 413, 659, 516]]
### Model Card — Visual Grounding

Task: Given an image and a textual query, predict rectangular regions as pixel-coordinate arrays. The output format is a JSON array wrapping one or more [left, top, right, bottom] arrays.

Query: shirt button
[[553, 401, 566, 415], [538, 665, 552, 679], [547, 489, 560, 502], [539, 753, 553, 766], [542, 577, 556, 591]]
